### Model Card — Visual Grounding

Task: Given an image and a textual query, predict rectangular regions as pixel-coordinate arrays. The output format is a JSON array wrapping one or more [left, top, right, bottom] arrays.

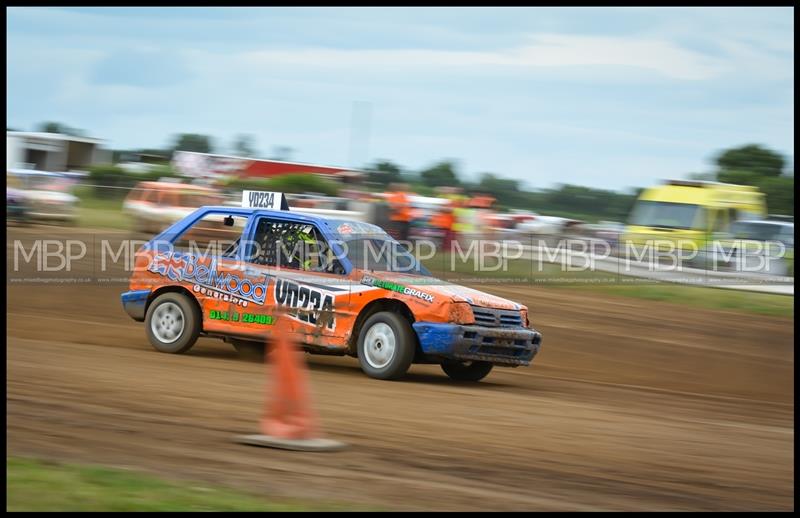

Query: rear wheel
[[357, 312, 415, 380], [441, 360, 494, 382], [145, 292, 201, 354]]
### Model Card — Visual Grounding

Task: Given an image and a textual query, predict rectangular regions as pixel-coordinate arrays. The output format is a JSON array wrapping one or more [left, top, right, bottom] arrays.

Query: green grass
[[74, 186, 131, 230], [567, 283, 794, 318], [77, 206, 131, 230], [422, 253, 793, 318], [7, 457, 362, 512]]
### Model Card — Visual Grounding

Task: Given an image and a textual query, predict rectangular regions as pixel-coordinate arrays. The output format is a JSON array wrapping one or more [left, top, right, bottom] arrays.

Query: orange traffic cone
[[233, 314, 346, 452], [260, 324, 319, 439]]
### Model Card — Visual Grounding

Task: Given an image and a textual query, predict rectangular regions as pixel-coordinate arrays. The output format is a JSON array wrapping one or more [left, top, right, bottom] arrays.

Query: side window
[[738, 209, 764, 221], [695, 207, 709, 232], [711, 209, 728, 234], [172, 213, 248, 258], [250, 217, 343, 274]]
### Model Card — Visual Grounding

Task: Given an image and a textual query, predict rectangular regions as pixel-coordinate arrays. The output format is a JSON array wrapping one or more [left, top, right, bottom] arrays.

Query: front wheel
[[441, 360, 494, 382], [357, 312, 415, 380], [145, 292, 201, 354]]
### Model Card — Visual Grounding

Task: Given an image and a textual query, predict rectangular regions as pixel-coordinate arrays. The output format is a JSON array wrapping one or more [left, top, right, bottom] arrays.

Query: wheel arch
[[348, 298, 421, 358], [146, 285, 203, 327]]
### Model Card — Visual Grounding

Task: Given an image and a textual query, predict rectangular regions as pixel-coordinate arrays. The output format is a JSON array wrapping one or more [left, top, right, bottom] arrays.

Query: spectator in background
[[387, 183, 412, 242], [470, 194, 496, 240], [430, 200, 456, 251], [451, 195, 472, 247]]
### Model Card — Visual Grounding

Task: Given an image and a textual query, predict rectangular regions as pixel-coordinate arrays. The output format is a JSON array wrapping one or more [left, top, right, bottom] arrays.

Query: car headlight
[[448, 302, 475, 325]]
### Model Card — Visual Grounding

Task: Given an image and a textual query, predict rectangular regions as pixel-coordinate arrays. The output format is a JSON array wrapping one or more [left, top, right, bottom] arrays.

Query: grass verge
[[424, 254, 793, 318], [564, 283, 794, 318], [74, 186, 130, 230], [7, 457, 361, 512]]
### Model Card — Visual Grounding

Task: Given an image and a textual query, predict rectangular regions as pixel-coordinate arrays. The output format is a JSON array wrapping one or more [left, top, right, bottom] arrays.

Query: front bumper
[[412, 322, 542, 366], [121, 289, 151, 321]]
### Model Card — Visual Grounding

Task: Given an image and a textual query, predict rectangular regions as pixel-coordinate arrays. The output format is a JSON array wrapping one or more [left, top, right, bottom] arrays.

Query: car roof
[[199, 205, 346, 224]]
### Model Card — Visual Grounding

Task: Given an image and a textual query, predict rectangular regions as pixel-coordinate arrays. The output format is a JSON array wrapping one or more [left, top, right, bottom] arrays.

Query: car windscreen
[[629, 201, 702, 230], [342, 237, 432, 277]]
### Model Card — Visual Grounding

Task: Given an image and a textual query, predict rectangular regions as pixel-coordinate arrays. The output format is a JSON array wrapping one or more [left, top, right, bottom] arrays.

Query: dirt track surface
[[6, 228, 794, 510]]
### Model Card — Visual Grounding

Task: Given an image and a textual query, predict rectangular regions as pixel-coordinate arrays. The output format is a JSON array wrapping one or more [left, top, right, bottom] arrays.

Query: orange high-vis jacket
[[430, 209, 454, 230], [388, 191, 412, 222]]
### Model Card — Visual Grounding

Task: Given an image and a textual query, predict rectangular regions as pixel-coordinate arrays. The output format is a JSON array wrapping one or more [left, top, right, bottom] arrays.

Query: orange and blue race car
[[121, 191, 542, 381]]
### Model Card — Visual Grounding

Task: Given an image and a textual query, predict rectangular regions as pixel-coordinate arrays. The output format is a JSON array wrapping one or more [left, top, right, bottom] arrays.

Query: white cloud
[[6, 8, 793, 190], [230, 33, 725, 80]]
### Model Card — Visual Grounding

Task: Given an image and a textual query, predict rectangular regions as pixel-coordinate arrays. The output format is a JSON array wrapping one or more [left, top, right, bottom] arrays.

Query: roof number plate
[[242, 190, 288, 210]]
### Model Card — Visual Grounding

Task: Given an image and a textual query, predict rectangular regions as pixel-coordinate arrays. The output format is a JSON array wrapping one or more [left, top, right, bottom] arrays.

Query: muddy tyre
[[145, 292, 201, 354], [357, 312, 415, 380], [441, 360, 494, 382]]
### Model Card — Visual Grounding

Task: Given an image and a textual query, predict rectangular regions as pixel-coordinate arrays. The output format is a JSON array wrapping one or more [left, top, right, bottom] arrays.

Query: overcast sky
[[6, 7, 794, 192]]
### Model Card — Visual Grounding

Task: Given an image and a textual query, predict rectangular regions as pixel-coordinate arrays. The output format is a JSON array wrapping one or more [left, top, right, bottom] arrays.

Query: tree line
[[366, 144, 793, 219]]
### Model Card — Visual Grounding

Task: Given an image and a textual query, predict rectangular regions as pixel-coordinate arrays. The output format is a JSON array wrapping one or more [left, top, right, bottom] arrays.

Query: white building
[[6, 131, 111, 172]]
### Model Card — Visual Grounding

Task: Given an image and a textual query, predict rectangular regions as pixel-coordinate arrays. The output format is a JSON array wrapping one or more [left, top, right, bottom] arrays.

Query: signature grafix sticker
[[361, 275, 434, 303]]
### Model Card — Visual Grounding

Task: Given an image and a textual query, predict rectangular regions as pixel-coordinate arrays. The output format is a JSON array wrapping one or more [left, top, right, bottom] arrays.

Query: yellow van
[[622, 180, 767, 254]]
